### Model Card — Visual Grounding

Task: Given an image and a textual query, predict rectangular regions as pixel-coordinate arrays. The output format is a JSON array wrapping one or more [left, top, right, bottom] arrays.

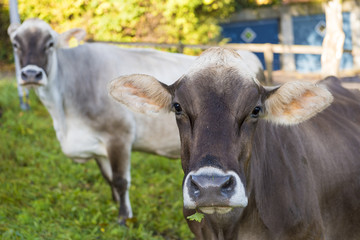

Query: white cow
[[8, 18, 265, 224]]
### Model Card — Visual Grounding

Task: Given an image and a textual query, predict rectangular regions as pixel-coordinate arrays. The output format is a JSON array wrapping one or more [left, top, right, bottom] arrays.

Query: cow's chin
[[198, 206, 244, 224], [20, 82, 45, 88]]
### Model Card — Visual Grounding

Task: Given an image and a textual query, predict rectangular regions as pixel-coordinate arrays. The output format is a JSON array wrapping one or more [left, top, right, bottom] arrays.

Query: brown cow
[[109, 47, 360, 239]]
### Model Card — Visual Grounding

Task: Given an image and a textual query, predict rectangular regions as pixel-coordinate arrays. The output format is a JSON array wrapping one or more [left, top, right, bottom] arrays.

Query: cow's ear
[[108, 74, 173, 114], [58, 28, 86, 48], [7, 23, 20, 37], [263, 81, 333, 125]]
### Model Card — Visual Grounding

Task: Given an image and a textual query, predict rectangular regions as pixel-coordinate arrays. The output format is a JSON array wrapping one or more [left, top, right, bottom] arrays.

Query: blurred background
[[2, 0, 360, 82], [1, 0, 359, 239], [0, 0, 242, 64]]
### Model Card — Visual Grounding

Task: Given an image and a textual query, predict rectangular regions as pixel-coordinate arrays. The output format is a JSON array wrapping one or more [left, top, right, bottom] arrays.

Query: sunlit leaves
[[13, 0, 236, 45]]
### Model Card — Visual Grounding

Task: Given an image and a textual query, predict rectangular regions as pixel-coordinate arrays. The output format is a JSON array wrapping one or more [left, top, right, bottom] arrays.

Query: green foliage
[[186, 212, 204, 222], [0, 1, 13, 64], [0, 78, 193, 239], [15, 0, 235, 44], [0, 0, 238, 62]]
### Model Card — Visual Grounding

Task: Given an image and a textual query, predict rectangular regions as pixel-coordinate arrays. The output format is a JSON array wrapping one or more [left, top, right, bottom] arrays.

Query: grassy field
[[0, 78, 193, 239]]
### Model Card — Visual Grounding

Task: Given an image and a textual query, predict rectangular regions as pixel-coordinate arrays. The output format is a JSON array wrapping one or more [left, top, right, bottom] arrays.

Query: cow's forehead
[[174, 67, 261, 118], [11, 19, 57, 40], [185, 47, 260, 86]]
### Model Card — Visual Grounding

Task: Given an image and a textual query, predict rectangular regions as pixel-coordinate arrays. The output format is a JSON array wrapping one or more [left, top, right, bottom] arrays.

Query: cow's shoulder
[[318, 76, 360, 118]]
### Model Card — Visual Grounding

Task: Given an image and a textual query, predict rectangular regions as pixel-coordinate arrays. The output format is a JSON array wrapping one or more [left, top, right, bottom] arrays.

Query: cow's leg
[[95, 157, 120, 202], [107, 139, 133, 225]]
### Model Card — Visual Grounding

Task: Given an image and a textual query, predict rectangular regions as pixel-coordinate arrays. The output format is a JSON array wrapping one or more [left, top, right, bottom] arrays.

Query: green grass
[[0, 78, 193, 239]]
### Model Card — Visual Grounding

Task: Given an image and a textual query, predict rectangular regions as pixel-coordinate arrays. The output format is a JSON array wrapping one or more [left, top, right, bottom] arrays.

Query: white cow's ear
[[7, 23, 20, 37], [108, 74, 173, 115], [264, 81, 333, 125], [58, 28, 86, 48]]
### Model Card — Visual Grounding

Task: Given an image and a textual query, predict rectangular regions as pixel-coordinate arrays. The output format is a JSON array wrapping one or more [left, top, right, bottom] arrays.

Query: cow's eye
[[47, 41, 54, 49], [173, 103, 182, 115], [251, 106, 262, 118], [12, 42, 19, 49]]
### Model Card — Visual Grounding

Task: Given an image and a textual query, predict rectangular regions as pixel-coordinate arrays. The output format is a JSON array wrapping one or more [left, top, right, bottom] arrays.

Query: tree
[[12, 0, 236, 45], [0, 0, 238, 63]]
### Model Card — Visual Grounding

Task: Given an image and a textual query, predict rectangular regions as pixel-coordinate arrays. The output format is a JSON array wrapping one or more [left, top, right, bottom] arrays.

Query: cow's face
[[108, 48, 333, 221], [8, 18, 85, 87], [170, 68, 260, 216]]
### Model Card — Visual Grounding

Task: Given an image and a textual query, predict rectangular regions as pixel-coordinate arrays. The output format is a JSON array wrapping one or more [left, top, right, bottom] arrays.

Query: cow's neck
[[35, 52, 66, 142], [246, 122, 318, 239]]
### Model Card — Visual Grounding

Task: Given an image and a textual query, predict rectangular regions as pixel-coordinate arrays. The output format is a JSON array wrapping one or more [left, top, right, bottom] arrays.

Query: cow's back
[[57, 43, 194, 115], [56, 44, 192, 157]]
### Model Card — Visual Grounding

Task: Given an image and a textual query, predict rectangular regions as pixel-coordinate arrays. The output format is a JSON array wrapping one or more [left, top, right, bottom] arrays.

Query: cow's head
[[108, 47, 333, 223], [8, 18, 86, 87]]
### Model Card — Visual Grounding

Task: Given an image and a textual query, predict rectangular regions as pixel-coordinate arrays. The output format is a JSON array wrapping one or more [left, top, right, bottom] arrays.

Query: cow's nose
[[183, 167, 248, 211], [188, 174, 236, 205], [21, 69, 43, 82]]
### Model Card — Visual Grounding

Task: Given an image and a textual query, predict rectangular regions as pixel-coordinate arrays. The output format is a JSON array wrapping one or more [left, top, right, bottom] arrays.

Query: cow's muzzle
[[20, 65, 47, 86], [183, 166, 248, 214]]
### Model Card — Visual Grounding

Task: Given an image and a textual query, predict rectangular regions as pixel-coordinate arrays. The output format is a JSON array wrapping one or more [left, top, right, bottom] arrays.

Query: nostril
[[21, 71, 28, 80], [221, 176, 235, 193], [35, 71, 42, 81], [190, 176, 200, 197]]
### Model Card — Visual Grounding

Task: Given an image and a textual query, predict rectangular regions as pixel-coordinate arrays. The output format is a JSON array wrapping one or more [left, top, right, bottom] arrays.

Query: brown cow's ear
[[58, 28, 86, 48], [108, 74, 173, 115], [264, 81, 333, 125]]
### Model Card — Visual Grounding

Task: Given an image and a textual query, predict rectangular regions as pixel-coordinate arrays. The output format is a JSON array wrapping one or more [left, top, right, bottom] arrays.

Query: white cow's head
[[8, 18, 86, 87]]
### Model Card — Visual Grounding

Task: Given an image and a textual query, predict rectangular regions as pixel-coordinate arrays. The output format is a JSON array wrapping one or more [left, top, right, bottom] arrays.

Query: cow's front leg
[[95, 157, 120, 202], [107, 139, 133, 225]]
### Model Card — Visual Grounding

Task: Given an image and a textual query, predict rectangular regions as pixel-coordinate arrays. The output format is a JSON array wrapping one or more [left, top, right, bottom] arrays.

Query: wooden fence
[[92, 40, 354, 84]]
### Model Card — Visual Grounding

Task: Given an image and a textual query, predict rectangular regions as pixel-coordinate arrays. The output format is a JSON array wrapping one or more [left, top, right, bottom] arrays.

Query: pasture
[[0, 77, 192, 239]]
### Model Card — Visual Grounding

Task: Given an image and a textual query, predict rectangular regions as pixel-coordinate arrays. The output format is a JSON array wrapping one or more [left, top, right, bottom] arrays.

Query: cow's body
[[35, 44, 190, 223], [37, 43, 192, 159], [110, 47, 360, 239]]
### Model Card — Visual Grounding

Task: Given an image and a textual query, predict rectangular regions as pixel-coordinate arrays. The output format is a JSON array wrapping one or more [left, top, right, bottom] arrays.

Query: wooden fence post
[[177, 41, 184, 53], [264, 43, 273, 85], [280, 5, 296, 72]]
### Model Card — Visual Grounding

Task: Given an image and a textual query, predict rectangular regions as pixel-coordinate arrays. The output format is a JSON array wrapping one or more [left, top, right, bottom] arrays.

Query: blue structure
[[293, 12, 353, 72], [222, 12, 353, 73], [222, 19, 281, 70]]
